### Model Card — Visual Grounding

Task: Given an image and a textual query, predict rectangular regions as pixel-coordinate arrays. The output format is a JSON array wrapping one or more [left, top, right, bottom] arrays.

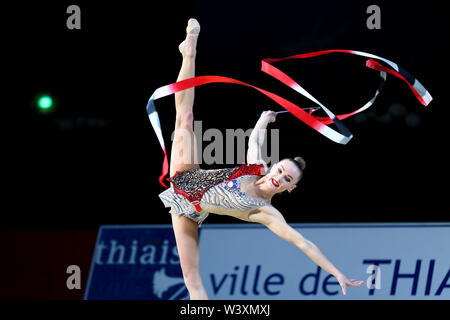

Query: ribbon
[[146, 49, 432, 188]]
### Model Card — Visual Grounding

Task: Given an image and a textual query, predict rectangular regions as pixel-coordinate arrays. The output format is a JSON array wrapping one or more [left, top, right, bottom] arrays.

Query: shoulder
[[246, 160, 269, 175], [247, 205, 284, 225], [231, 162, 267, 180]]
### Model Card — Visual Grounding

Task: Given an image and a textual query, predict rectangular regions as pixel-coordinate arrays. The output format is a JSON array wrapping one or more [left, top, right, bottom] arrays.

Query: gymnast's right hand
[[260, 110, 277, 123]]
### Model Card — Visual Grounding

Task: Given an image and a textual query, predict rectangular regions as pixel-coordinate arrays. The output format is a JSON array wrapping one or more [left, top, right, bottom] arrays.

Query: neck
[[254, 176, 276, 201]]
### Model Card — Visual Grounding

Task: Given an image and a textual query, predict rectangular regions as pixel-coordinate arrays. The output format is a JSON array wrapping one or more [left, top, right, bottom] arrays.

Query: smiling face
[[264, 159, 302, 193]]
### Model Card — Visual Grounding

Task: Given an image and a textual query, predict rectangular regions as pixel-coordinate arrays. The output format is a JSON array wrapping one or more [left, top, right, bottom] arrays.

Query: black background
[[3, 0, 449, 230]]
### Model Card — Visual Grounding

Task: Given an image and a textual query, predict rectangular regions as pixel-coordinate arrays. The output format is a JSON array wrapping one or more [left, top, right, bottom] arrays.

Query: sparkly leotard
[[158, 164, 269, 225]]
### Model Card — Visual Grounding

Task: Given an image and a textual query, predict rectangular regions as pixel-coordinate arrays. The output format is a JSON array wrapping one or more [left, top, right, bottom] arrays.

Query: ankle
[[183, 50, 196, 59]]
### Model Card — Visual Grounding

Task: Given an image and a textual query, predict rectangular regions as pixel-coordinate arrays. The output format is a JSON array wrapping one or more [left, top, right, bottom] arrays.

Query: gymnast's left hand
[[336, 274, 365, 295]]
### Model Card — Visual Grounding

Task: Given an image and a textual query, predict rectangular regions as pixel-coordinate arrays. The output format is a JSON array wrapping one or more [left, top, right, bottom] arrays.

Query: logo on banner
[[153, 268, 187, 299]]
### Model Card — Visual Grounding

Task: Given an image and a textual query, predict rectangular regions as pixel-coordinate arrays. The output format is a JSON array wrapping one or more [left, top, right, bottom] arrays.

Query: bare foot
[[179, 18, 200, 58]]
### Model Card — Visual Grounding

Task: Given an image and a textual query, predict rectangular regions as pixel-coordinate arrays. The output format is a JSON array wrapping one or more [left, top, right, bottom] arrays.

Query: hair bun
[[294, 156, 306, 170]]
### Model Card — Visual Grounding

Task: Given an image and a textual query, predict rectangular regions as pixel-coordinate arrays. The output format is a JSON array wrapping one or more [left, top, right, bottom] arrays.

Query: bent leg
[[170, 19, 201, 176], [171, 213, 208, 300]]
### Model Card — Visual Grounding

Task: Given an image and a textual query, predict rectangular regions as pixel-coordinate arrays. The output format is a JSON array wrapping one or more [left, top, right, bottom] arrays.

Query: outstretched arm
[[246, 111, 276, 165], [248, 206, 364, 295]]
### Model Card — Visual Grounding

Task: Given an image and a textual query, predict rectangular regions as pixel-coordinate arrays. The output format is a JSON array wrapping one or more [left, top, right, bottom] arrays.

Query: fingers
[[348, 279, 365, 287], [261, 111, 275, 118], [341, 284, 347, 295], [269, 111, 277, 121], [338, 278, 347, 295], [350, 280, 365, 287], [262, 110, 277, 123], [339, 278, 365, 295]]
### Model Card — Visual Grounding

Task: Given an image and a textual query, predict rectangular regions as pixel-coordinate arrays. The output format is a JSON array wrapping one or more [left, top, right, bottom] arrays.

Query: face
[[264, 159, 302, 193]]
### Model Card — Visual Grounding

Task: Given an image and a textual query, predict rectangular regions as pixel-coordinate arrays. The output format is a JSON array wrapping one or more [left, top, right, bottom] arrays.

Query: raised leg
[[170, 18, 201, 176], [170, 18, 208, 300]]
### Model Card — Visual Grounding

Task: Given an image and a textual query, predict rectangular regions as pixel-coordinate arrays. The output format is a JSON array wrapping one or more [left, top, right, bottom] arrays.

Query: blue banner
[[85, 225, 189, 300], [85, 223, 450, 300]]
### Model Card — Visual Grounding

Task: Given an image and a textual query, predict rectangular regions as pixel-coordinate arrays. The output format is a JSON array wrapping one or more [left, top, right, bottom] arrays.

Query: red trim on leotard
[[170, 163, 265, 212], [226, 163, 265, 181]]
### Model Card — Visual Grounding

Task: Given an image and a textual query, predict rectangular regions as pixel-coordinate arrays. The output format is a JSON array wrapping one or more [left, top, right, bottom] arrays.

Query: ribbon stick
[[146, 49, 432, 187], [257, 108, 320, 117]]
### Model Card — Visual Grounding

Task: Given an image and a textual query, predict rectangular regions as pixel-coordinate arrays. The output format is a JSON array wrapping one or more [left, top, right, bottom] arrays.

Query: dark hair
[[287, 156, 306, 181], [291, 156, 306, 170]]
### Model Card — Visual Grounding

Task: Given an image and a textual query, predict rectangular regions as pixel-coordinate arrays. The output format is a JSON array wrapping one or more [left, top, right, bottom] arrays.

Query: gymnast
[[159, 18, 364, 300]]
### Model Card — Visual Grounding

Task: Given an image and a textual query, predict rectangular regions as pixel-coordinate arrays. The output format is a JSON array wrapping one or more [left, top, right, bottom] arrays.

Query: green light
[[38, 95, 53, 110]]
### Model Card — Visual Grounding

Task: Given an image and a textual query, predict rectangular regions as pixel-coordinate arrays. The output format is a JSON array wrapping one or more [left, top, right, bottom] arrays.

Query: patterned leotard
[[158, 164, 269, 225]]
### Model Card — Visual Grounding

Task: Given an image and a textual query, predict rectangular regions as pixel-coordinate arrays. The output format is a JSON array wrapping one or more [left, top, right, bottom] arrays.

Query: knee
[[176, 110, 194, 128]]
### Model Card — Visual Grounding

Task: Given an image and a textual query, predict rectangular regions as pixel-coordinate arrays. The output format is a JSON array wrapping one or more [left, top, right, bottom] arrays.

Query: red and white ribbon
[[146, 49, 432, 188]]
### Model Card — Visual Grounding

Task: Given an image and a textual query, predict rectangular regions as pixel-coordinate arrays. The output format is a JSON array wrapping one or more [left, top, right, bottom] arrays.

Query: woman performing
[[159, 18, 365, 300]]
